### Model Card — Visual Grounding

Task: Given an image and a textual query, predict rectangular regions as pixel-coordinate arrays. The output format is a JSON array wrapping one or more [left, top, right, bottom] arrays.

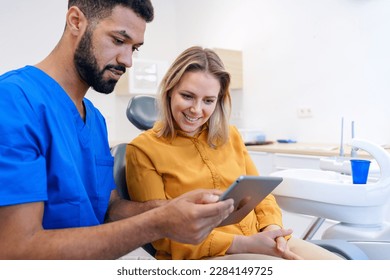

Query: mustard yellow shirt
[[126, 123, 283, 260]]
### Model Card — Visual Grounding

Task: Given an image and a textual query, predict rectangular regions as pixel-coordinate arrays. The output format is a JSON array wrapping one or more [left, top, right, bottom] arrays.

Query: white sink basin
[[270, 139, 390, 226], [271, 168, 390, 225]]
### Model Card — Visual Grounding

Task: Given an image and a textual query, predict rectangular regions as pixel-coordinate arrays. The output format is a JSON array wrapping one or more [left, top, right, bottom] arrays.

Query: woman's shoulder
[[131, 129, 157, 144], [229, 125, 241, 137], [129, 124, 167, 148], [227, 125, 247, 148]]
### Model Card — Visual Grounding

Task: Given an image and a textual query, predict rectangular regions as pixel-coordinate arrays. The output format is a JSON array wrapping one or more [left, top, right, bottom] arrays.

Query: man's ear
[[66, 6, 87, 36]]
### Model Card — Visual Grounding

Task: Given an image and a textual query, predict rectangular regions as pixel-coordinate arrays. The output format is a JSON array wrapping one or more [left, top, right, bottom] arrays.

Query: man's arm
[[104, 190, 167, 222], [0, 190, 233, 260]]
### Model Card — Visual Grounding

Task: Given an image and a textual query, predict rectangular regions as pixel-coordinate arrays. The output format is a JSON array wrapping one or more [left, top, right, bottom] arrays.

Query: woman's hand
[[262, 225, 303, 260], [227, 225, 303, 260]]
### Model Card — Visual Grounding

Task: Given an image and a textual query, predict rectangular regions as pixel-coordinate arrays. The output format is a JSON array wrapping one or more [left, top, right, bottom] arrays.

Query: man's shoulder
[[0, 66, 34, 82], [0, 67, 25, 88], [0, 66, 49, 95], [0, 67, 36, 106]]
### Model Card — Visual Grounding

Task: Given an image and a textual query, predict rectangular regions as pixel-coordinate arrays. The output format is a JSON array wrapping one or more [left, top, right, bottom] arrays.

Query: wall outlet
[[297, 107, 313, 118]]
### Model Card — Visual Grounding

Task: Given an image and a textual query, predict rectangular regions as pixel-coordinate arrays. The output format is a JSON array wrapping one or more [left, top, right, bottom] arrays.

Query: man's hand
[[157, 189, 234, 244]]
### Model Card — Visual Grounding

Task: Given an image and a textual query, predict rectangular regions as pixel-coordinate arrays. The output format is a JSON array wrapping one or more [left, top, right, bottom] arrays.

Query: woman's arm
[[126, 144, 167, 201]]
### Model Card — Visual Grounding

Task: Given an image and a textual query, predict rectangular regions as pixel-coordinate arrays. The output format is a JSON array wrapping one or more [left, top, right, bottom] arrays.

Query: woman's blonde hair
[[157, 46, 231, 148]]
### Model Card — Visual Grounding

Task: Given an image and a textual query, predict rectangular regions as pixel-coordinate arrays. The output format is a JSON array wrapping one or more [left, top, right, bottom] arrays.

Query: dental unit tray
[[270, 138, 390, 259], [271, 139, 390, 225]]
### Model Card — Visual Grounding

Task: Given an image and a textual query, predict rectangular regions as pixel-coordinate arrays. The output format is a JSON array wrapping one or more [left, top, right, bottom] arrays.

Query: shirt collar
[[176, 123, 208, 139]]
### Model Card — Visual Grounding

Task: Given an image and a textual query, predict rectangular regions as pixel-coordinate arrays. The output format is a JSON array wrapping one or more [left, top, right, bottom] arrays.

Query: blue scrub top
[[0, 66, 116, 228]]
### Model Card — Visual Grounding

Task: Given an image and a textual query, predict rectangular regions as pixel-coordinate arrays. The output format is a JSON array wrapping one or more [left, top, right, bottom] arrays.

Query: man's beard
[[74, 29, 126, 94]]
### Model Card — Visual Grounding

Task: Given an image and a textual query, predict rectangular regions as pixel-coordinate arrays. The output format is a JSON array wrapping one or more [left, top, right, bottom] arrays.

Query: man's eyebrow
[[113, 30, 144, 46], [113, 30, 131, 39]]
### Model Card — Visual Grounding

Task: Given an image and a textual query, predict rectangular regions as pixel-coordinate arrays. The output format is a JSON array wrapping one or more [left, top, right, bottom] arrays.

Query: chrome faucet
[[351, 121, 358, 158]]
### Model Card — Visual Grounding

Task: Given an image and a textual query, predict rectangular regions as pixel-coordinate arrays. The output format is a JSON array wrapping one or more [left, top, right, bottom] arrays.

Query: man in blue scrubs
[[0, 0, 234, 259]]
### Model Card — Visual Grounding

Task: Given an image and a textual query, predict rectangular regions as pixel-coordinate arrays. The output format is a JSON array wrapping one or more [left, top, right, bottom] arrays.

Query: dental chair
[[271, 138, 390, 260], [112, 95, 367, 259], [113, 95, 158, 200], [111, 95, 158, 259], [126, 95, 159, 130]]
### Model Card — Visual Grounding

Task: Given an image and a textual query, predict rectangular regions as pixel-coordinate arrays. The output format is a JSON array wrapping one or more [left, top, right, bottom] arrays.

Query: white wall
[[0, 0, 66, 72], [174, 0, 390, 145], [1, 0, 390, 145]]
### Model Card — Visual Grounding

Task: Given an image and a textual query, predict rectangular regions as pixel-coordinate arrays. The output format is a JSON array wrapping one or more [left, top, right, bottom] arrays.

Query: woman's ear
[[66, 6, 87, 36]]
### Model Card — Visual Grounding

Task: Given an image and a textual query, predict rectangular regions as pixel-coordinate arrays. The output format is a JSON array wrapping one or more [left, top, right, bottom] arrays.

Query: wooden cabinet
[[213, 48, 243, 90]]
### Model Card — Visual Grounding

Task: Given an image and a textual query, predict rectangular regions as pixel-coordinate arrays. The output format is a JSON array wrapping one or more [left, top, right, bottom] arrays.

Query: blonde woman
[[126, 46, 342, 260]]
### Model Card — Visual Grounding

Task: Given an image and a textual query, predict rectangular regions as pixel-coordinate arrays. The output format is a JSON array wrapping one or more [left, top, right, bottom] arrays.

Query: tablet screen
[[218, 175, 283, 227]]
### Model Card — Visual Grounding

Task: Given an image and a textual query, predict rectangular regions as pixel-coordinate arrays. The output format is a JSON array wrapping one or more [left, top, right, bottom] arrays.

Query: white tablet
[[218, 175, 283, 227]]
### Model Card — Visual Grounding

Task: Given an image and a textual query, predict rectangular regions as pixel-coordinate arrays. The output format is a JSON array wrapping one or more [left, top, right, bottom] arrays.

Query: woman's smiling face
[[169, 71, 220, 136]]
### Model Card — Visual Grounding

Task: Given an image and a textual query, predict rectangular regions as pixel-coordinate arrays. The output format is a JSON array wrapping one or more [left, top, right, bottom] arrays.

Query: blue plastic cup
[[350, 159, 371, 184]]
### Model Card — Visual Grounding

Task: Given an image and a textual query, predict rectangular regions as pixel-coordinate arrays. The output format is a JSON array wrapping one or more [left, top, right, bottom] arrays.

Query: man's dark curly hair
[[68, 0, 154, 23]]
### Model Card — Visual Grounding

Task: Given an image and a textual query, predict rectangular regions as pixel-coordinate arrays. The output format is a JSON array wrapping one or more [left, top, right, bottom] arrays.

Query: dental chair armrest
[[309, 239, 369, 260]]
